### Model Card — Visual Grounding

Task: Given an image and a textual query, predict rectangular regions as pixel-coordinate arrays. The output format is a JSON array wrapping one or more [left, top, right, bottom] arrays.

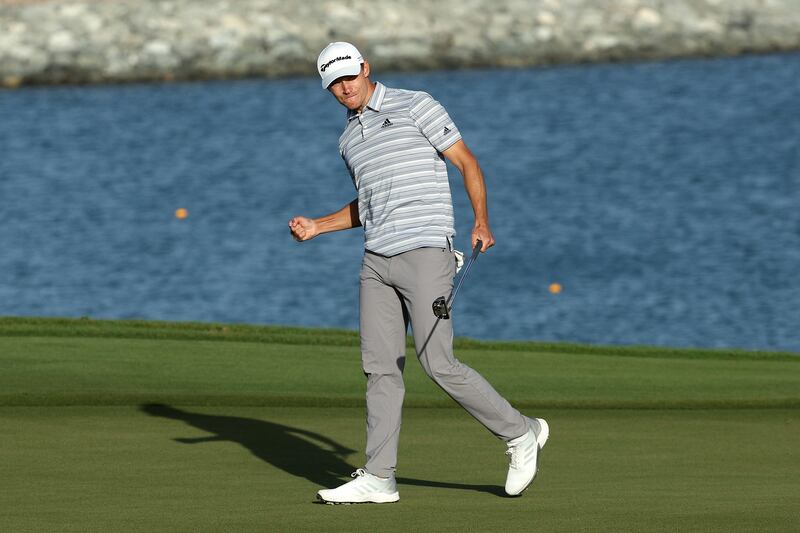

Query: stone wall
[[2, 0, 799, 87]]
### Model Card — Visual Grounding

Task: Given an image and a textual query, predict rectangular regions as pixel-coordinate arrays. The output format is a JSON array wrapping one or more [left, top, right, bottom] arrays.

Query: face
[[327, 62, 372, 111]]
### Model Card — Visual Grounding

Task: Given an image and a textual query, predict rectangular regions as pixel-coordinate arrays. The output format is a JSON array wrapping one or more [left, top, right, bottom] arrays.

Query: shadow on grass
[[140, 403, 507, 497], [139, 403, 356, 488], [397, 477, 506, 496]]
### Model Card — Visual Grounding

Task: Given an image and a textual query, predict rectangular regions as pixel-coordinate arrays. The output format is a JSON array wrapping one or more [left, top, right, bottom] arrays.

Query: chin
[[341, 96, 360, 108]]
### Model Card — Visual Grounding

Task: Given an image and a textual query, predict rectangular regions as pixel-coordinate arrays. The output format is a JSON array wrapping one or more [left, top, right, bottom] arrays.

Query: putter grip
[[472, 239, 483, 258]]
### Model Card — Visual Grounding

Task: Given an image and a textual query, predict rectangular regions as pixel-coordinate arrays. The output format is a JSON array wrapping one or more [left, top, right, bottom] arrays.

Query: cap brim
[[321, 63, 362, 89]]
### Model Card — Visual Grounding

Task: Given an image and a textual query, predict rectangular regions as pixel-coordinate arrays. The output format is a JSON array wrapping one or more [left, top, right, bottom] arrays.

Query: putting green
[[1, 318, 798, 531], [1, 407, 797, 532]]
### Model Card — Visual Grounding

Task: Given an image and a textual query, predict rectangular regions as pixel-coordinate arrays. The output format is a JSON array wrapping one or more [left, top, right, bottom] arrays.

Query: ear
[[362, 60, 371, 78]]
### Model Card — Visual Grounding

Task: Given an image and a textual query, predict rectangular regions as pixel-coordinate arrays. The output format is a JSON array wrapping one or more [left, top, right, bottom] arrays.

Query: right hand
[[288, 216, 319, 242]]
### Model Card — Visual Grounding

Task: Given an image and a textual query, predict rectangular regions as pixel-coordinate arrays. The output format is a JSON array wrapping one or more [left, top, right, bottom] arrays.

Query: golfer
[[289, 42, 549, 504]]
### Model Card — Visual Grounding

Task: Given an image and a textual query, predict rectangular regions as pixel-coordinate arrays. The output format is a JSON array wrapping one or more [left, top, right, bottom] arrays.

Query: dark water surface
[[1, 53, 799, 351]]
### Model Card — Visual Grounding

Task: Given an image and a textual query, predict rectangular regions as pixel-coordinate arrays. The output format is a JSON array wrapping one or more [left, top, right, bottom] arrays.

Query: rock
[[536, 26, 554, 42], [2, 74, 22, 88], [0, 0, 799, 86], [692, 18, 724, 35], [633, 7, 662, 31], [537, 11, 556, 26], [59, 4, 88, 18], [583, 34, 621, 52], [82, 12, 103, 33], [142, 39, 179, 68], [48, 30, 77, 53]]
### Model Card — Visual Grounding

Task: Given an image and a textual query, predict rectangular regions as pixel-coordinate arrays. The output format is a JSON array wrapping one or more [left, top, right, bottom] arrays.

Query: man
[[289, 41, 549, 504]]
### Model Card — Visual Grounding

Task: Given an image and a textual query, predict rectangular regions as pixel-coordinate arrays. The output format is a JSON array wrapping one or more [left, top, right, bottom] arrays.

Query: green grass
[[2, 316, 797, 361], [1, 317, 798, 532]]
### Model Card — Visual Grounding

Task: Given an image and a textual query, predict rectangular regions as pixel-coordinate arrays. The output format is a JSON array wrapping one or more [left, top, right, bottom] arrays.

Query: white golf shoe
[[504, 417, 550, 496], [316, 469, 400, 504]]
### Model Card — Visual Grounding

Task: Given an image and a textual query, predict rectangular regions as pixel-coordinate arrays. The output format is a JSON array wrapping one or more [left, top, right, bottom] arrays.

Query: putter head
[[432, 296, 450, 319]]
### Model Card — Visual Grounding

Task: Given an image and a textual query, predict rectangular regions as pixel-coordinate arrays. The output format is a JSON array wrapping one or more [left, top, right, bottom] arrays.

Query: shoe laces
[[505, 446, 519, 469], [351, 468, 367, 478]]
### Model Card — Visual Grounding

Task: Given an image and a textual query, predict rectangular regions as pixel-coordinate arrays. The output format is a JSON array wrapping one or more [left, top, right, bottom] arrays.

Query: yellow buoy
[[175, 208, 188, 219], [549, 283, 562, 294]]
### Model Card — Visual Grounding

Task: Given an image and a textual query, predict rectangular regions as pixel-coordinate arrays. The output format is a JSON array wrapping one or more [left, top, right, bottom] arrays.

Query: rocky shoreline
[[2, 0, 800, 87]]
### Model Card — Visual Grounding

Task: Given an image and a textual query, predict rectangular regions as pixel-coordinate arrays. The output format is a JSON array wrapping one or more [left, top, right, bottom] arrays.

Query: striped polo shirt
[[339, 82, 462, 256]]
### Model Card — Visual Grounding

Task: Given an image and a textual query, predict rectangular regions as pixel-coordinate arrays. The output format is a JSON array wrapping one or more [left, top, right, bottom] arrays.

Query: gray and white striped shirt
[[339, 82, 462, 256]]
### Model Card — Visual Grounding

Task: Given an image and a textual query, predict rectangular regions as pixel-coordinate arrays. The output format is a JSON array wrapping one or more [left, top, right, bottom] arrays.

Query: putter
[[432, 239, 483, 319]]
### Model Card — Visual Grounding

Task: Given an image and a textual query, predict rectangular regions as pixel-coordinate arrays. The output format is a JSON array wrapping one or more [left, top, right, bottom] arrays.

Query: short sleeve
[[409, 92, 462, 153]]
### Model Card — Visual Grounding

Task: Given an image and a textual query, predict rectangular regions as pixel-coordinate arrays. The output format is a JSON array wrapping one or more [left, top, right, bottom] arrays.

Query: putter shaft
[[432, 239, 482, 319]]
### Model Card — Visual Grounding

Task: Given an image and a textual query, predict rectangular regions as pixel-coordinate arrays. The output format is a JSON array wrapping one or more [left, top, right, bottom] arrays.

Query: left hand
[[472, 225, 495, 252]]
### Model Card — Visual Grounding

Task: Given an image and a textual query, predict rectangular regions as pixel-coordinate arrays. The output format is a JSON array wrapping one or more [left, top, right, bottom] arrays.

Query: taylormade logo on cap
[[320, 55, 352, 73], [317, 42, 363, 89]]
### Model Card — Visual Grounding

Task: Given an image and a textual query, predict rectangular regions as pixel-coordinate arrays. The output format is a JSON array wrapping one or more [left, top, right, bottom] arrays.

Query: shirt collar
[[347, 82, 386, 121]]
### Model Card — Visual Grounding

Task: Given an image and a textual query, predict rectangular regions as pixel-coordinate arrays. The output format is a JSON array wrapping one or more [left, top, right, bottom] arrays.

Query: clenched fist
[[289, 216, 319, 242]]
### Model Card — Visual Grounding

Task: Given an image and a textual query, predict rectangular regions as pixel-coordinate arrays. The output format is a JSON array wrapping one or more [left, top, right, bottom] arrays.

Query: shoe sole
[[315, 492, 400, 505]]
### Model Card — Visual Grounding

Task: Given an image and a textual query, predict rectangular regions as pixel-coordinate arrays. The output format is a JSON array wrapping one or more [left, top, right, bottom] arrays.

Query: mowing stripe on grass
[[2, 316, 798, 361], [1, 393, 798, 409], [2, 406, 798, 532], [3, 328, 799, 410]]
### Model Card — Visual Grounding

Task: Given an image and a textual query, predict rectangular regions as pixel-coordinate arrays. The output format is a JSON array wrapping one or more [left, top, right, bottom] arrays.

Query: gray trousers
[[359, 246, 528, 478]]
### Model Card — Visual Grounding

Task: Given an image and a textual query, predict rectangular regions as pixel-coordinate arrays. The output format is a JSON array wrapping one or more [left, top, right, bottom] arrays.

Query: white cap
[[317, 41, 363, 89]]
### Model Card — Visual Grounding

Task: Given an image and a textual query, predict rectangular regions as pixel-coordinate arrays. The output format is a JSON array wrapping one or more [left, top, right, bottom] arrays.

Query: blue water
[[1, 53, 799, 351]]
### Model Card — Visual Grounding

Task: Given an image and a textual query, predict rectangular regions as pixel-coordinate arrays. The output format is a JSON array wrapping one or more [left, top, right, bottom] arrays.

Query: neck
[[357, 81, 377, 114]]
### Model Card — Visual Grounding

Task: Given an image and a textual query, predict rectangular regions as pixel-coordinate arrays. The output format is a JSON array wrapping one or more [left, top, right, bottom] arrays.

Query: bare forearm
[[462, 160, 490, 227], [314, 198, 361, 234], [289, 198, 360, 242], [442, 139, 495, 251]]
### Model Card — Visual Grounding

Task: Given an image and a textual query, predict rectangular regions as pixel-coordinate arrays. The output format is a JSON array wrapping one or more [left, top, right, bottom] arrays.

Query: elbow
[[348, 202, 362, 228]]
